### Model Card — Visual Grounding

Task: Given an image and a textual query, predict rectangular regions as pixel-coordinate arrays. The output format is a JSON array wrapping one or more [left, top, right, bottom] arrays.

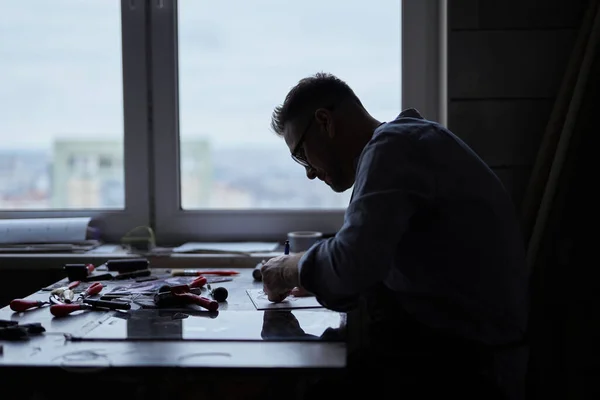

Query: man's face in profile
[[284, 114, 351, 193]]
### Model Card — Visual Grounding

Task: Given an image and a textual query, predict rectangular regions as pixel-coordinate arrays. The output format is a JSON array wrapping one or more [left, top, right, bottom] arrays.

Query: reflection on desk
[[71, 309, 345, 342]]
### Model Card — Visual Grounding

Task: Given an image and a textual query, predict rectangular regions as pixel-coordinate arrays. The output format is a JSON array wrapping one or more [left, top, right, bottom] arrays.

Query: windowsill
[[0, 244, 277, 270]]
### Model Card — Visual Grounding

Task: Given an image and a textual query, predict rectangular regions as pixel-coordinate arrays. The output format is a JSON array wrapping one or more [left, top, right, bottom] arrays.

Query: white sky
[[0, 0, 401, 150]]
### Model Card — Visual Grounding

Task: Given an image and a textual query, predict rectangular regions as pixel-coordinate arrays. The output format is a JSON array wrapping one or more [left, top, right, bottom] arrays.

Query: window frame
[[150, 0, 447, 244], [0, 0, 151, 244]]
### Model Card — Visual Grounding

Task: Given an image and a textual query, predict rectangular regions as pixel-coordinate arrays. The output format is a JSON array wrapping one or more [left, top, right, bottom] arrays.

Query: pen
[[284, 240, 290, 255]]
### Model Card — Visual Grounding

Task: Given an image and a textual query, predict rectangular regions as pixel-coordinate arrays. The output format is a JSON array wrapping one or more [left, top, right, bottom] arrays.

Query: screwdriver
[[9, 299, 51, 312], [50, 300, 131, 317]]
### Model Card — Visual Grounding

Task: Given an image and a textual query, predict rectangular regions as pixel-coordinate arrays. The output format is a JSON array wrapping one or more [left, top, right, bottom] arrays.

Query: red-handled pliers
[[74, 282, 103, 302]]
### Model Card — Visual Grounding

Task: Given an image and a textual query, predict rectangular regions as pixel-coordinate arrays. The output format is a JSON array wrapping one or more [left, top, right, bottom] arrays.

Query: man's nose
[[306, 167, 317, 180]]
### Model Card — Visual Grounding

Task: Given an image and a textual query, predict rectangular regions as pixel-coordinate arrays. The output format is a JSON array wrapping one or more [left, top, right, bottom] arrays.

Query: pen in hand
[[252, 240, 290, 282]]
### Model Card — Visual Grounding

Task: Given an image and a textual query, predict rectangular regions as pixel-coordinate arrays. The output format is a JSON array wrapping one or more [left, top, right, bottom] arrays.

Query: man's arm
[[298, 131, 436, 311]]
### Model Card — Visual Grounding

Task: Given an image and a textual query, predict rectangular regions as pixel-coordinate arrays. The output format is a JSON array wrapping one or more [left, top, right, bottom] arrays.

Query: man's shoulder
[[372, 108, 442, 145]]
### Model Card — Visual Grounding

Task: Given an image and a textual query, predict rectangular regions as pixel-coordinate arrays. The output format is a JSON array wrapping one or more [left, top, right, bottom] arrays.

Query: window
[[1, 1, 123, 209], [150, 0, 440, 243], [177, 0, 401, 211], [0, 1, 150, 242], [0, 0, 444, 244]]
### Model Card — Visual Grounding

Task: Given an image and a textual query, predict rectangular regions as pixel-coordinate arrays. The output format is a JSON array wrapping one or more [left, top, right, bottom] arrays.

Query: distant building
[[52, 140, 124, 208], [0, 150, 50, 209], [52, 138, 212, 209], [179, 139, 212, 209]]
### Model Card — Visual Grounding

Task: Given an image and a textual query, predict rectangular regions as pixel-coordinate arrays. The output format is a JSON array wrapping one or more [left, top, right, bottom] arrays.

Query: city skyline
[[0, 138, 352, 210]]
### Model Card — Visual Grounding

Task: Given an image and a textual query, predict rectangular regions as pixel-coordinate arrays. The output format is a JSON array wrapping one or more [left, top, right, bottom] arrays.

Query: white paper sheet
[[173, 242, 279, 254], [246, 289, 323, 310], [0, 217, 91, 244]]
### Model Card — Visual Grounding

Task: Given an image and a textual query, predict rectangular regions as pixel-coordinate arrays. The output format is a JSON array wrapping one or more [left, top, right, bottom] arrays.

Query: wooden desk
[[0, 268, 346, 399]]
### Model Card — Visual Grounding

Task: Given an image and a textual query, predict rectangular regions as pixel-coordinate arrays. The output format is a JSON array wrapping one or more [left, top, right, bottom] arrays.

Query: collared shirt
[[298, 108, 529, 345]]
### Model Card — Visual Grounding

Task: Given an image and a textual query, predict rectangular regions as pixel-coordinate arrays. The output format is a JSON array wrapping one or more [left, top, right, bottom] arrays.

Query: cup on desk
[[287, 231, 322, 253]]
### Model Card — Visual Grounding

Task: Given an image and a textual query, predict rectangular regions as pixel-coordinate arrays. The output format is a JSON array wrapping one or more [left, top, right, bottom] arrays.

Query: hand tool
[[103, 258, 149, 273], [84, 272, 114, 281], [61, 288, 76, 303], [9, 298, 51, 312], [160, 276, 206, 297], [83, 299, 131, 310], [154, 285, 218, 312], [189, 275, 207, 288], [50, 299, 131, 317], [49, 294, 64, 305], [207, 276, 234, 284], [114, 268, 152, 280], [165, 275, 207, 292], [100, 294, 130, 300], [104, 291, 154, 296], [51, 280, 81, 297], [206, 284, 228, 302], [252, 260, 265, 281], [171, 269, 239, 277], [135, 275, 158, 282], [73, 282, 103, 302], [64, 263, 95, 281]]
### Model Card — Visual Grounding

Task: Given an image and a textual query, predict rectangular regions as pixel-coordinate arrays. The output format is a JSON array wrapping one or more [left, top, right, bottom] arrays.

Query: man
[[261, 72, 530, 399]]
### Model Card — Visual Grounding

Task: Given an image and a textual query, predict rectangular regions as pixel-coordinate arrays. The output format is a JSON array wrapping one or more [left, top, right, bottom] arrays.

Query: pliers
[[73, 282, 103, 302], [51, 280, 81, 302]]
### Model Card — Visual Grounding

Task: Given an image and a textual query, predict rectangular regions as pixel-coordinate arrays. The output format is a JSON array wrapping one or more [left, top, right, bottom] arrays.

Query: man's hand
[[261, 253, 303, 302]]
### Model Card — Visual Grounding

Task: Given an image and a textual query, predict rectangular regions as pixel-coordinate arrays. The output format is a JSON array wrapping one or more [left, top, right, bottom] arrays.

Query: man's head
[[270, 72, 381, 193]]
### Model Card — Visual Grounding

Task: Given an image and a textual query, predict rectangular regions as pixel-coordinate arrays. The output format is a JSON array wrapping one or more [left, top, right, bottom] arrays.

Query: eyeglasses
[[290, 116, 314, 168], [290, 106, 334, 169]]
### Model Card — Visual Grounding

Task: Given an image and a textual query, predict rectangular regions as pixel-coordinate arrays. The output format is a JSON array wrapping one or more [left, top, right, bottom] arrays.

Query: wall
[[448, 2, 595, 399], [447, 0, 587, 209]]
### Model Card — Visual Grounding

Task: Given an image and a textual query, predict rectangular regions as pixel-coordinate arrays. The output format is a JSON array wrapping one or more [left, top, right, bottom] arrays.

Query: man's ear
[[315, 108, 335, 139]]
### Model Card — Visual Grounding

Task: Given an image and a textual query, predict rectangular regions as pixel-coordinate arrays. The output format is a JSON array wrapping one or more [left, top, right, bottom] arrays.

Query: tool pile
[[10, 280, 131, 317], [153, 276, 219, 312], [9, 261, 235, 319]]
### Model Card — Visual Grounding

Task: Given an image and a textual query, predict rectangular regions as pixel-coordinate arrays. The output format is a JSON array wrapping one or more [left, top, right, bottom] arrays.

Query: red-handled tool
[[166, 276, 206, 292], [154, 284, 219, 312], [50, 303, 94, 317], [50, 299, 131, 317], [189, 275, 207, 288], [74, 282, 103, 302], [173, 292, 219, 312], [10, 299, 50, 312]]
